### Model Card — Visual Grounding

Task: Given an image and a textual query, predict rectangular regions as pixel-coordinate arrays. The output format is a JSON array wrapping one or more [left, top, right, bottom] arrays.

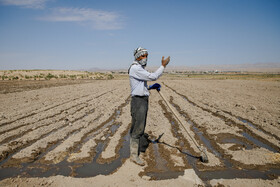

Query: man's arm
[[130, 56, 170, 81], [132, 65, 164, 81]]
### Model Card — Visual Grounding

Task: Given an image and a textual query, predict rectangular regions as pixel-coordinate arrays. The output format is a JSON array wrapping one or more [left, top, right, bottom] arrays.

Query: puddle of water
[[221, 138, 254, 150], [82, 110, 121, 143], [152, 143, 168, 172], [169, 100, 220, 158], [0, 167, 22, 180], [74, 132, 130, 177], [198, 168, 280, 181], [0, 132, 130, 180], [192, 126, 221, 158], [238, 118, 263, 132], [242, 132, 277, 152], [148, 139, 187, 180], [116, 110, 121, 116], [188, 121, 221, 158], [25, 162, 71, 178], [110, 124, 120, 134], [165, 118, 202, 171], [146, 171, 184, 180]]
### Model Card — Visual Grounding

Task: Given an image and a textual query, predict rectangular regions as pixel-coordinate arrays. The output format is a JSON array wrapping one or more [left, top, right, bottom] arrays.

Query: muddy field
[[0, 78, 279, 186]]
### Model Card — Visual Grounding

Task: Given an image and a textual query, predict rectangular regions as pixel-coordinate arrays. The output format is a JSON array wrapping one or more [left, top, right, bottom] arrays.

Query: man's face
[[136, 54, 148, 61]]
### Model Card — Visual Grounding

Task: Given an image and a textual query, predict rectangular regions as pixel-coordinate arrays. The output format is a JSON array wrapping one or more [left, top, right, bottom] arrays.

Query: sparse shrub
[[45, 73, 56, 80], [39, 73, 45, 78], [2, 75, 8, 80], [107, 74, 114, 80], [59, 74, 67, 79], [95, 75, 103, 80], [70, 75, 77, 80]]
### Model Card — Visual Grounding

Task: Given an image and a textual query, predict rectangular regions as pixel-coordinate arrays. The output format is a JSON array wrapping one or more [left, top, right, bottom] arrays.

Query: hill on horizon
[[87, 62, 280, 73]]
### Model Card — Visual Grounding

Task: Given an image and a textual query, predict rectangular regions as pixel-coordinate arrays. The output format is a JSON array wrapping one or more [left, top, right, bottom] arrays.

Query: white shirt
[[129, 61, 164, 96]]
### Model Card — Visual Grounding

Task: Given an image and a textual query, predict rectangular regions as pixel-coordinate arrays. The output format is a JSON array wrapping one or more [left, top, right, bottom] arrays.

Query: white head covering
[[134, 47, 148, 60]]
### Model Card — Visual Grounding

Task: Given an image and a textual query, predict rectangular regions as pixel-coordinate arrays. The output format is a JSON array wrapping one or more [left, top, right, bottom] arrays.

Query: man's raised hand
[[162, 56, 170, 67]]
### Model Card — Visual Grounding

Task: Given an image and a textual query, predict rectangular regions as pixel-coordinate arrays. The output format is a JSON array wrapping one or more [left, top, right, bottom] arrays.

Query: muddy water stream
[[146, 138, 185, 180], [0, 131, 130, 180], [0, 108, 129, 180], [155, 90, 280, 181], [75, 132, 130, 177], [163, 83, 280, 142], [176, 93, 279, 153]]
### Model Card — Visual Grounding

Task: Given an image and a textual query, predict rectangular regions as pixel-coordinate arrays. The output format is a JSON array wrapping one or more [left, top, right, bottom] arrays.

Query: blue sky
[[0, 0, 279, 70]]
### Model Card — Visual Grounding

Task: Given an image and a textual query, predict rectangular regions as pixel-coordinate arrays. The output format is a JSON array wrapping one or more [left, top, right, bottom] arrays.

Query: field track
[[0, 79, 279, 182]]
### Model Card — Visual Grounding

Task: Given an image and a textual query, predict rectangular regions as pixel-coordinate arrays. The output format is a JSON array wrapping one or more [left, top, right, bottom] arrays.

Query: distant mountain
[[85, 62, 280, 73], [148, 62, 280, 72], [82, 67, 112, 72], [184, 62, 280, 72]]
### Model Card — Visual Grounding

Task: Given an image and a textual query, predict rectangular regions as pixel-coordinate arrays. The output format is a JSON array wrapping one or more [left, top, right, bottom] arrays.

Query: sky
[[0, 0, 280, 70]]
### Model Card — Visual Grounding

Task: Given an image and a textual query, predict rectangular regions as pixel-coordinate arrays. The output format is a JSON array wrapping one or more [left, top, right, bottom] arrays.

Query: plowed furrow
[[66, 96, 130, 163], [162, 84, 279, 169], [97, 98, 131, 164], [0, 101, 97, 164], [35, 116, 102, 164], [2, 89, 128, 165], [166, 94, 249, 170], [42, 95, 130, 164], [0, 93, 91, 127], [0, 87, 118, 163], [0, 103, 87, 144], [0, 89, 115, 144], [164, 83, 280, 151], [164, 82, 280, 143], [156, 88, 224, 169], [0, 89, 112, 134], [141, 99, 192, 176], [144, 91, 189, 169], [5, 109, 99, 165]]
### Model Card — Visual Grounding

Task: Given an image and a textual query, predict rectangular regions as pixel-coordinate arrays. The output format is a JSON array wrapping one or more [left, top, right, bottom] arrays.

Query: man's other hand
[[148, 83, 161, 91]]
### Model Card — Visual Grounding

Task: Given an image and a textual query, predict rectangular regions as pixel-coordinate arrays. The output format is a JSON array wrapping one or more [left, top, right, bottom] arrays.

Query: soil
[[0, 78, 279, 186], [0, 79, 93, 94]]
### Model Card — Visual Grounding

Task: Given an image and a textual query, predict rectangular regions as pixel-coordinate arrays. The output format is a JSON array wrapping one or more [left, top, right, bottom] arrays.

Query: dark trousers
[[130, 96, 149, 139]]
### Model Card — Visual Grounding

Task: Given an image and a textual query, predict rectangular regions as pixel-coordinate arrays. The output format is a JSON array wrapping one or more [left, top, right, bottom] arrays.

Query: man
[[128, 47, 170, 166]]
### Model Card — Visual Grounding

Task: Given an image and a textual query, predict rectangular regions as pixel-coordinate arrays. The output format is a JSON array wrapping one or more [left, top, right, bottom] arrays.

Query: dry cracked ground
[[0, 78, 279, 186]]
